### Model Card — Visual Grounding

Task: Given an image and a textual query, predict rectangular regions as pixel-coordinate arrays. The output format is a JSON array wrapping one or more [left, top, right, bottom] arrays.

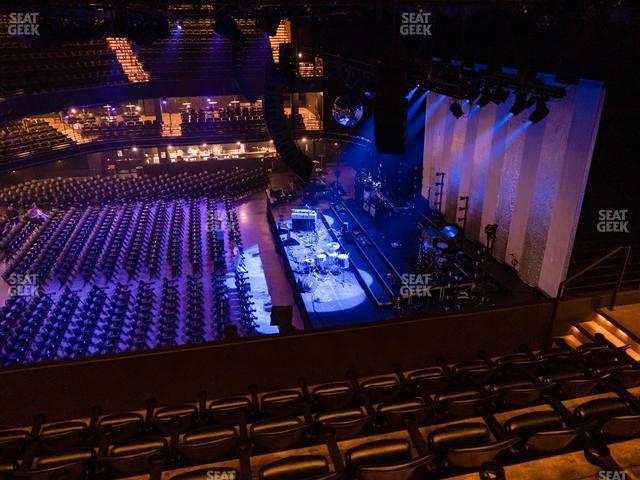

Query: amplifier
[[291, 208, 317, 232]]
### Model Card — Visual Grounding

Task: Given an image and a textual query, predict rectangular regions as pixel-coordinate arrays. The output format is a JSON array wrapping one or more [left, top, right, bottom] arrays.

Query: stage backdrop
[[421, 77, 605, 296]]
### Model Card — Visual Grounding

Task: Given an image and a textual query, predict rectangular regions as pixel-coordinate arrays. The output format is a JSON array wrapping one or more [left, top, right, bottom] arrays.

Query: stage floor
[[275, 208, 394, 328], [341, 198, 543, 307]]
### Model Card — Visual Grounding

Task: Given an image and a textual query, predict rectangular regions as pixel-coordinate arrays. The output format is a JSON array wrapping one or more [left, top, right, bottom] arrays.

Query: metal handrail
[[545, 245, 632, 347]]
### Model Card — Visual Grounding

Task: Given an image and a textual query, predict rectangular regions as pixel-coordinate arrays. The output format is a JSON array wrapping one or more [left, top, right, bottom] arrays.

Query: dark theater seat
[[250, 417, 309, 452], [259, 455, 340, 480], [177, 426, 238, 464], [504, 411, 593, 455], [573, 397, 640, 440], [345, 438, 435, 480], [311, 382, 355, 411], [315, 408, 374, 440], [101, 436, 167, 476], [15, 448, 95, 480]]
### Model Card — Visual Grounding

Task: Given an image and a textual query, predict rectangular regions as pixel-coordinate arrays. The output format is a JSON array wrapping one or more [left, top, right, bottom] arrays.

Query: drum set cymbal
[[326, 242, 340, 252], [441, 225, 459, 238], [294, 243, 350, 284]]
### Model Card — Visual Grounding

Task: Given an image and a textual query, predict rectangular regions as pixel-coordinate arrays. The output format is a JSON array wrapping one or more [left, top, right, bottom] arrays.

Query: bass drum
[[301, 276, 317, 292]]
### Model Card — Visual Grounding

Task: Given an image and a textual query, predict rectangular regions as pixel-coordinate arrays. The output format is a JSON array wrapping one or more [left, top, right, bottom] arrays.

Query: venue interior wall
[[421, 78, 605, 296]]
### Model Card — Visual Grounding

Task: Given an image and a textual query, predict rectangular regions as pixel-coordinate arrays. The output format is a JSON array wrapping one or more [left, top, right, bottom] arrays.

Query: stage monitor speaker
[[341, 221, 350, 240], [374, 63, 407, 154]]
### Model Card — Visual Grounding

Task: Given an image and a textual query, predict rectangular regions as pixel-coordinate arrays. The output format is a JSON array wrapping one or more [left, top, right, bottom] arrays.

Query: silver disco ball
[[332, 95, 364, 127]]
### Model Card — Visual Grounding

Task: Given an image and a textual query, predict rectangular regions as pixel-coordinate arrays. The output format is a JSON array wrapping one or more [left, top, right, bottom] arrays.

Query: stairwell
[[106, 37, 150, 83], [558, 306, 640, 362], [566, 231, 640, 297]]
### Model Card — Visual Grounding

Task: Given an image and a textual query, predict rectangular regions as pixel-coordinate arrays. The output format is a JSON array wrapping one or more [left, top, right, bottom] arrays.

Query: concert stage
[[268, 185, 543, 329], [268, 201, 395, 328]]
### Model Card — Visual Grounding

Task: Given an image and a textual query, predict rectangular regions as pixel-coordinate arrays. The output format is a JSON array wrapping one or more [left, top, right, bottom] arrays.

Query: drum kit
[[416, 223, 461, 277], [294, 241, 350, 290]]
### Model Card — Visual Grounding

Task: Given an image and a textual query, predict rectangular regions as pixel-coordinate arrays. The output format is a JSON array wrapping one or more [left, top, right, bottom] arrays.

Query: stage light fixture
[[528, 100, 549, 123], [475, 89, 491, 108], [509, 93, 527, 115], [449, 102, 464, 119], [491, 87, 510, 104], [510, 93, 537, 115]]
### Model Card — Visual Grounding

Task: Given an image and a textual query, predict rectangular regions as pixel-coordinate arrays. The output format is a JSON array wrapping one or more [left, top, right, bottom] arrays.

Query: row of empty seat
[[0, 35, 128, 96], [180, 104, 266, 137], [0, 168, 269, 208], [0, 120, 75, 161], [0, 170, 269, 366], [1, 337, 639, 478], [81, 120, 162, 140]]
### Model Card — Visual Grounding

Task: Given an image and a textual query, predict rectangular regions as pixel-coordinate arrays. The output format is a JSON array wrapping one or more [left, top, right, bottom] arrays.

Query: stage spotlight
[[528, 100, 549, 123], [449, 102, 464, 119], [510, 93, 536, 116], [509, 93, 527, 115], [475, 89, 491, 108], [363, 90, 373, 98]]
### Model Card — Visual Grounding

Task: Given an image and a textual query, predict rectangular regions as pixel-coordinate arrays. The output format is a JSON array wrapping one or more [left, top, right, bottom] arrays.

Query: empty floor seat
[[0, 430, 31, 463], [94, 413, 144, 443], [573, 397, 640, 440], [101, 436, 167, 476], [148, 403, 199, 435], [250, 417, 308, 451], [260, 390, 304, 418], [428, 423, 491, 453], [377, 397, 435, 428], [15, 448, 95, 480], [345, 438, 435, 479], [208, 397, 252, 425], [311, 382, 354, 411], [177, 426, 238, 464], [406, 367, 449, 396], [259, 455, 338, 480], [504, 411, 592, 455], [315, 407, 373, 440], [358, 376, 404, 403], [38, 421, 91, 452]]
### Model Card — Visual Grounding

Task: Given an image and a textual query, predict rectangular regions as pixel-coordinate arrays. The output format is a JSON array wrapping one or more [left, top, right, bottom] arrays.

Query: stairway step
[[576, 320, 640, 362], [558, 328, 590, 350]]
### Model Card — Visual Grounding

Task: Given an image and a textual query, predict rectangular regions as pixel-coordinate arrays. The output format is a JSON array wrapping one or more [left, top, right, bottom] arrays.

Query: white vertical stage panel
[[538, 80, 605, 295]]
